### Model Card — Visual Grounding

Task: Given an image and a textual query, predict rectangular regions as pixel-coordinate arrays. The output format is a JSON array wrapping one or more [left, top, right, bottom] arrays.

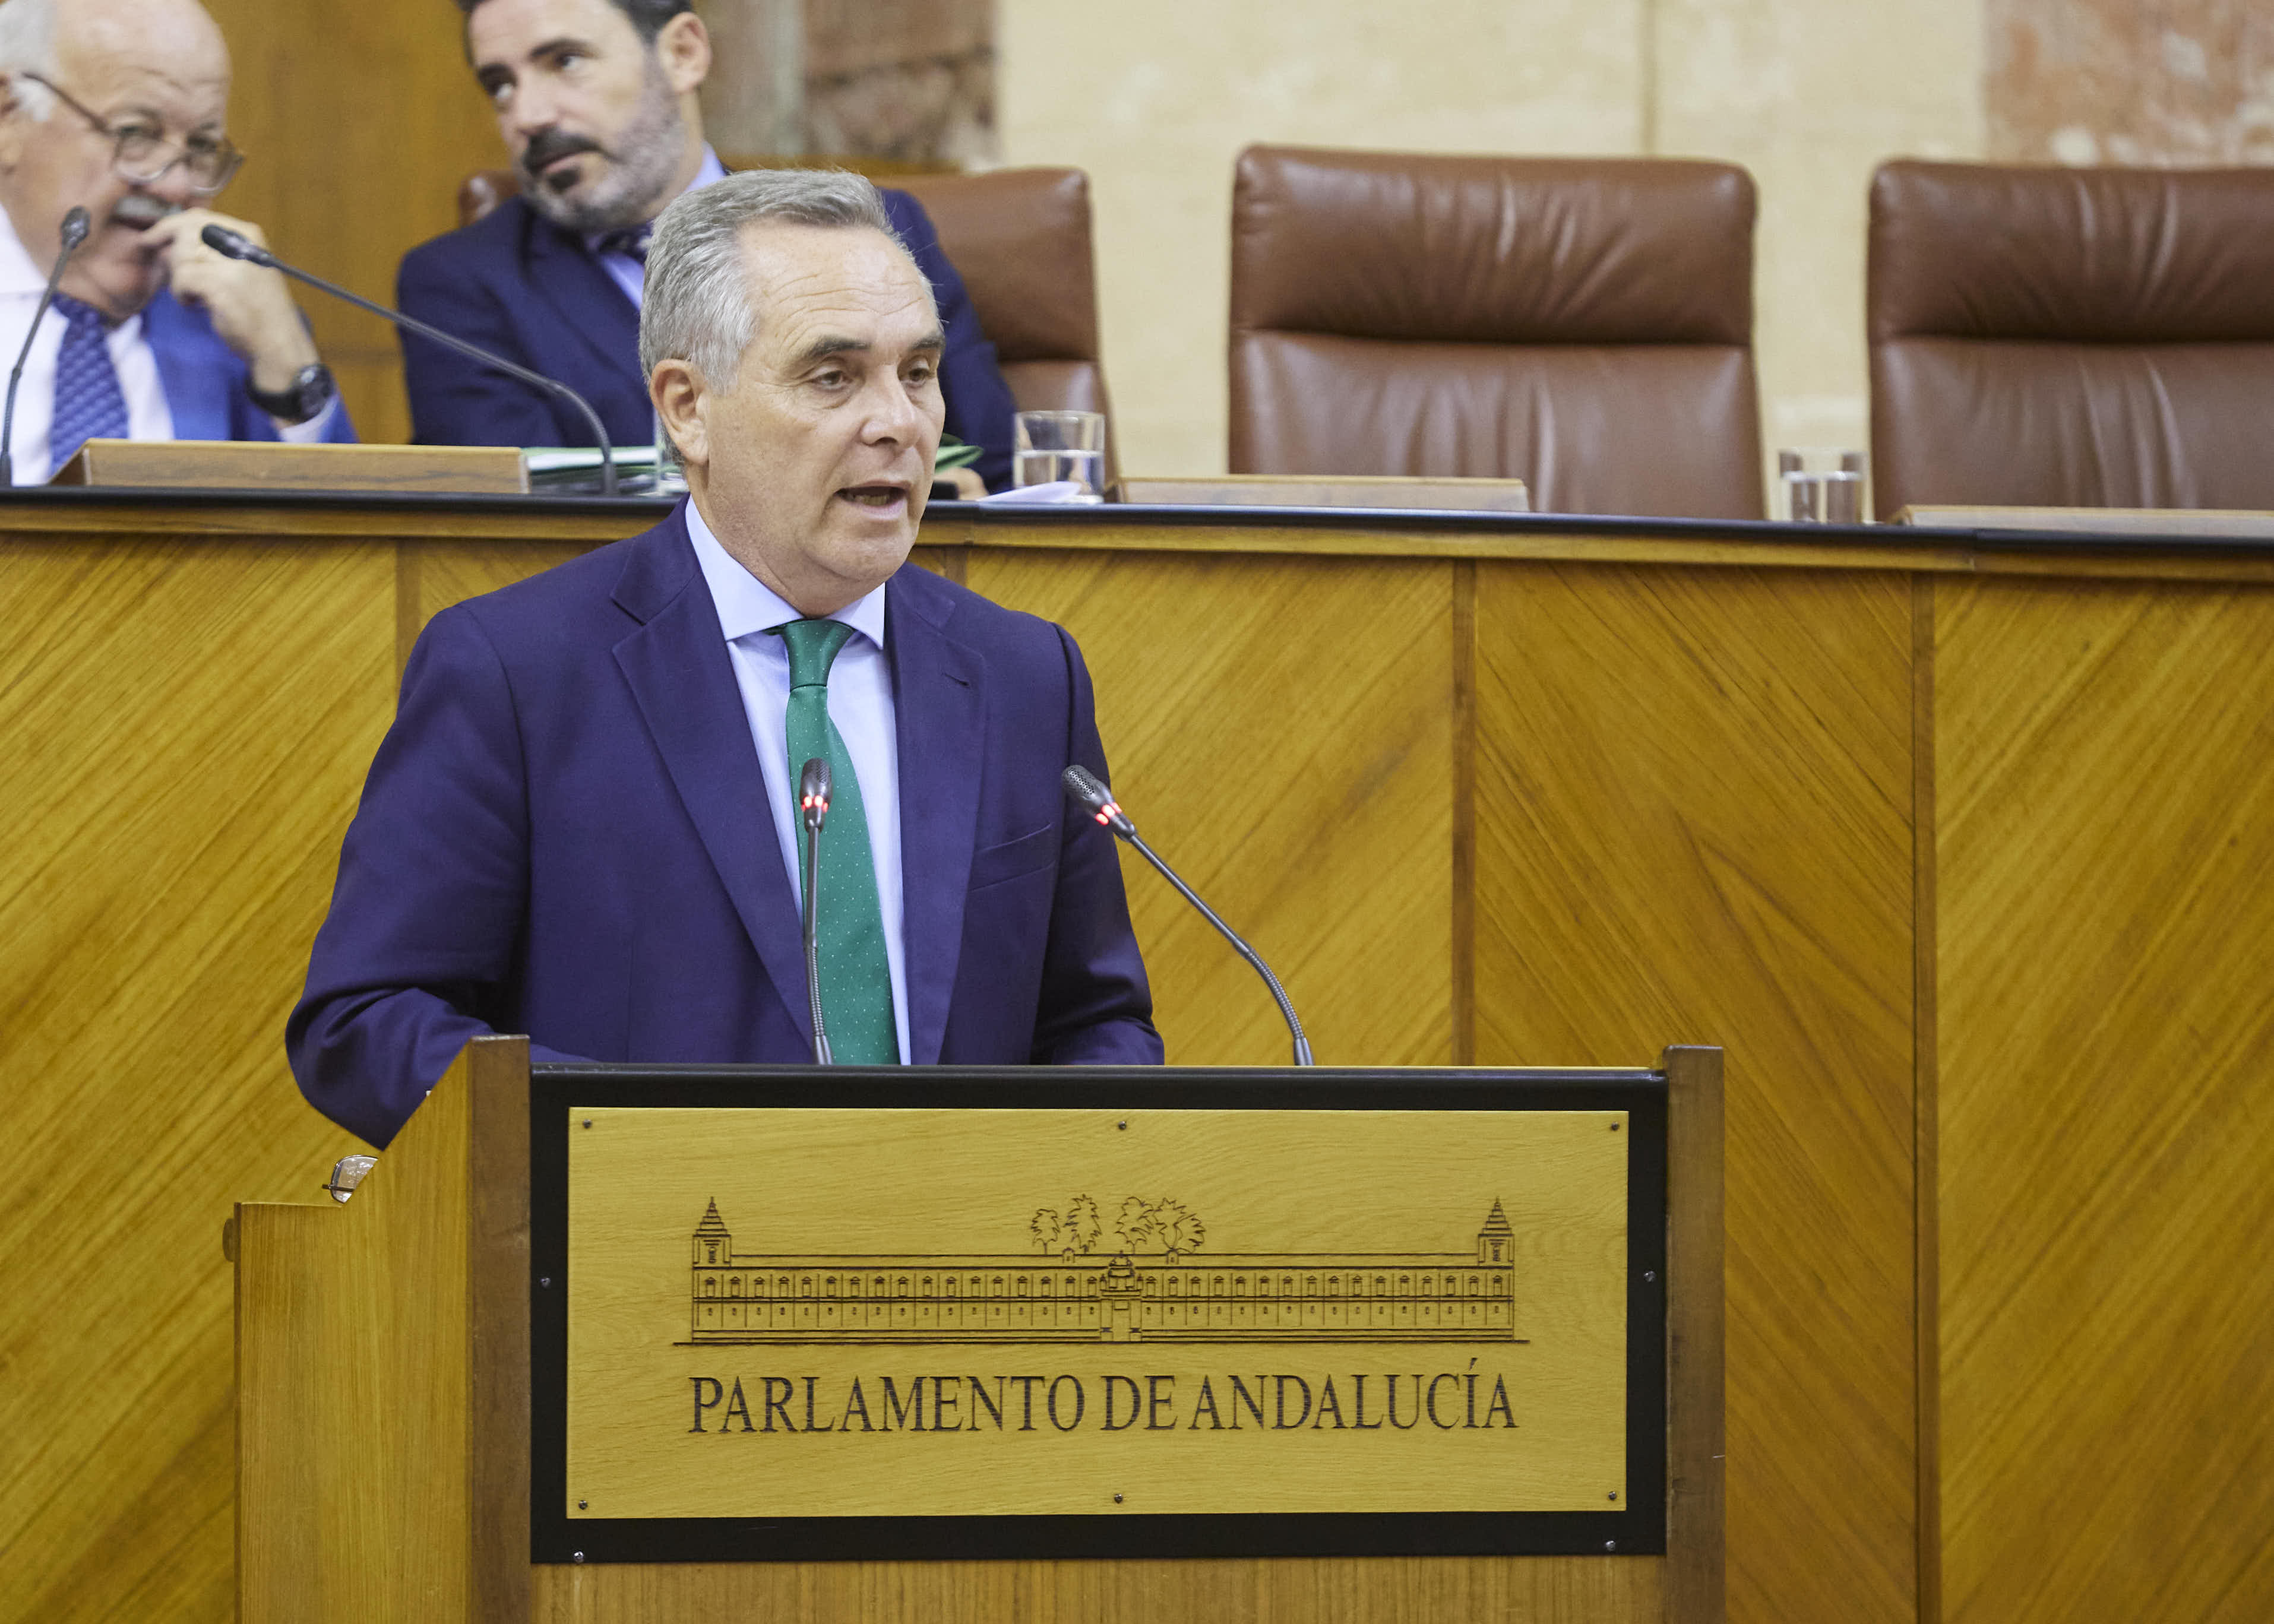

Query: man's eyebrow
[[790, 329, 947, 370], [475, 35, 590, 75]]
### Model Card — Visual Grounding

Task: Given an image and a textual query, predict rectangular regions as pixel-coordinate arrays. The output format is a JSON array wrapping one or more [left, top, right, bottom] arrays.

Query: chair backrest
[[1869, 160, 2274, 517], [1228, 145, 1762, 518], [893, 167, 1111, 425]]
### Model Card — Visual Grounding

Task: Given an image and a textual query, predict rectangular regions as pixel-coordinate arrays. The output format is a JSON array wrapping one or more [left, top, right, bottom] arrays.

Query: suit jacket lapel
[[888, 568, 986, 1065], [611, 511, 811, 1041], [521, 205, 643, 381]]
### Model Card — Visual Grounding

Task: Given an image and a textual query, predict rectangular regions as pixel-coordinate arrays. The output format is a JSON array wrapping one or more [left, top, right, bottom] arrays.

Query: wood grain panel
[[533, 1552, 1665, 1622], [966, 549, 1453, 1067], [1470, 563, 1918, 1624], [237, 1043, 476, 1622], [1934, 578, 2274, 1624], [202, 0, 500, 445], [0, 537, 393, 1624]]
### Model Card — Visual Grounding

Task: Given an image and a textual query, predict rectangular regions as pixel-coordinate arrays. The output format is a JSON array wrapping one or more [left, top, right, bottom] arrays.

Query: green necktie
[[774, 618, 899, 1064]]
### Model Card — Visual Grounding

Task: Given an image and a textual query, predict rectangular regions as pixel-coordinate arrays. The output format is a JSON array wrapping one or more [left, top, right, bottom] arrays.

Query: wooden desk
[[4, 491, 2270, 1624]]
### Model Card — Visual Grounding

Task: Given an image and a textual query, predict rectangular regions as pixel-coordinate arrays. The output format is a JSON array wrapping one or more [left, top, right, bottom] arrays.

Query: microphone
[[798, 756, 833, 1066], [1061, 764, 1314, 1066], [198, 222, 619, 496], [1, 205, 91, 485]]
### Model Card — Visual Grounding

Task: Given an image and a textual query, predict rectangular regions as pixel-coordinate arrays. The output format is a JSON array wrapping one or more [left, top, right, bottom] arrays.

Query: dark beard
[[517, 65, 690, 235]]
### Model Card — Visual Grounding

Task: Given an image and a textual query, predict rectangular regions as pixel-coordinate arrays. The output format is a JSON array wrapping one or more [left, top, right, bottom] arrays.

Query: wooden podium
[[232, 1040, 1721, 1623]]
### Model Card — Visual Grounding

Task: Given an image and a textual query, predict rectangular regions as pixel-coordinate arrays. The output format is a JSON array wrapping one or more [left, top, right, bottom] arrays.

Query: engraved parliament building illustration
[[688, 1198, 1519, 1344]]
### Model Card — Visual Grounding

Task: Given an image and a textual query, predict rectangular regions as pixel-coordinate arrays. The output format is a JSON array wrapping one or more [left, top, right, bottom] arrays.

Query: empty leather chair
[[1228, 145, 1762, 518], [1869, 160, 2274, 517]]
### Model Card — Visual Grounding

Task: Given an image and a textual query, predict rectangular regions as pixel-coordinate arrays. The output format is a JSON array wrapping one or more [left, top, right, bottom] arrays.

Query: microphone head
[[58, 207, 90, 250], [1060, 764, 1134, 837], [200, 222, 265, 264], [798, 756, 832, 828], [1061, 764, 1110, 809]]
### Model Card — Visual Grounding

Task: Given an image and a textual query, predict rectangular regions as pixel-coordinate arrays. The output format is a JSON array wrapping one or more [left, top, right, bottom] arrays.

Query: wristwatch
[[248, 361, 336, 426]]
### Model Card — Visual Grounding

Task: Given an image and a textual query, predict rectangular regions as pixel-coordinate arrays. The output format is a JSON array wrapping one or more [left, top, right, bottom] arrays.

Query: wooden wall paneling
[[1910, 578, 1942, 1624], [533, 1552, 1665, 1623], [964, 547, 1455, 1068], [1470, 562, 1918, 1624], [203, 0, 504, 444], [0, 536, 396, 1624], [1934, 578, 2274, 1624]]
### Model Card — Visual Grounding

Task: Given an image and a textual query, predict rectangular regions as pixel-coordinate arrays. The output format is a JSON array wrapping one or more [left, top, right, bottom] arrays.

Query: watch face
[[260, 363, 334, 424]]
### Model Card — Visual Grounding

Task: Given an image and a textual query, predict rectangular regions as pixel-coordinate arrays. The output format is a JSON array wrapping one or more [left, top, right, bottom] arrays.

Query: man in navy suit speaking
[[397, 0, 1017, 489], [292, 169, 1160, 1150], [0, 0, 353, 482]]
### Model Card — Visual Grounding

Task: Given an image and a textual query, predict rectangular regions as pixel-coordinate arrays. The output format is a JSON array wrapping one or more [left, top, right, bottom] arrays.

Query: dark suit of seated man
[[396, 0, 1016, 492], [291, 167, 1161, 1151]]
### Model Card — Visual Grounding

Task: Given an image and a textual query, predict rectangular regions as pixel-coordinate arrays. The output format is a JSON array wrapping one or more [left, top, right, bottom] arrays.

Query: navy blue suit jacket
[[396, 189, 1018, 489], [143, 289, 358, 445], [289, 506, 1160, 1148]]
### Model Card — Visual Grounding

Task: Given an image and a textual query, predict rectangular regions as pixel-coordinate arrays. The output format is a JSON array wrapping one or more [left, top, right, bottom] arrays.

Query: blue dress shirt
[[686, 499, 910, 1063]]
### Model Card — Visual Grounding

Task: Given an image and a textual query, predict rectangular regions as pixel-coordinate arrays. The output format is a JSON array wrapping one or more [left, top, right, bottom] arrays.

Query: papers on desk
[[974, 480, 1103, 505]]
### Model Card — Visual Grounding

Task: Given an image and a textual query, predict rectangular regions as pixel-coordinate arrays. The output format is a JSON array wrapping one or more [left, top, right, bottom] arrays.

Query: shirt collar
[[0, 205, 146, 335], [582, 145, 727, 257], [685, 497, 888, 651]]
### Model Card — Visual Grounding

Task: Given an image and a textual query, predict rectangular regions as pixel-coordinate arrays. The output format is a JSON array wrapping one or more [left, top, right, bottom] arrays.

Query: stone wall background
[[697, 0, 997, 165], [694, 0, 2273, 483], [1989, 0, 2274, 164]]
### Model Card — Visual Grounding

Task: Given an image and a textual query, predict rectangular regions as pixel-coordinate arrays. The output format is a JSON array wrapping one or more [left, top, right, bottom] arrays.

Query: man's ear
[[650, 357, 710, 470], [656, 12, 710, 98]]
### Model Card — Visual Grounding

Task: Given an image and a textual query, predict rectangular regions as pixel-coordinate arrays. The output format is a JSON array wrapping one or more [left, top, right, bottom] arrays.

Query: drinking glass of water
[[1014, 410, 1106, 501], [1778, 448, 1866, 523]]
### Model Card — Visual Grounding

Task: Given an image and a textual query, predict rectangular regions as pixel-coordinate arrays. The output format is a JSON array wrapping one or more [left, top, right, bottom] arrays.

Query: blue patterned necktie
[[593, 223, 651, 264], [48, 292, 129, 472]]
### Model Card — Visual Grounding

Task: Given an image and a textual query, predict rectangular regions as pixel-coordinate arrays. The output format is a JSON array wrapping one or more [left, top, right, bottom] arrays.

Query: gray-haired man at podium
[[291, 168, 1159, 1150]]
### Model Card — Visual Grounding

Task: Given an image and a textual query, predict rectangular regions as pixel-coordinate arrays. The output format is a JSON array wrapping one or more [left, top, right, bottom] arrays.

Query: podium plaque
[[532, 1066, 1670, 1562]]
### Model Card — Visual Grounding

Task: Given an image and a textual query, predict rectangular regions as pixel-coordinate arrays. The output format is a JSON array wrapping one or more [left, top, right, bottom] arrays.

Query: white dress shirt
[[686, 499, 910, 1063], [585, 147, 727, 308], [0, 205, 339, 484]]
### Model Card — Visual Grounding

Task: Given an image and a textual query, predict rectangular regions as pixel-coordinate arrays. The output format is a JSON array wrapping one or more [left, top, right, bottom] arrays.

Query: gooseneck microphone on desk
[[197, 222, 620, 496], [798, 756, 834, 1066], [1, 205, 91, 486], [1061, 763, 1315, 1066]]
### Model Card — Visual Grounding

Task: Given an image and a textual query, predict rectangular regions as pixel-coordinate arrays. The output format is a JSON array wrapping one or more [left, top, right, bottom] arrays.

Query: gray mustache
[[110, 194, 182, 229]]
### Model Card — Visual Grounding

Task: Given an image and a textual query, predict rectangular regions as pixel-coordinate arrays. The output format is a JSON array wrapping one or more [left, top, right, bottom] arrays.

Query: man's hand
[[141, 208, 320, 394]]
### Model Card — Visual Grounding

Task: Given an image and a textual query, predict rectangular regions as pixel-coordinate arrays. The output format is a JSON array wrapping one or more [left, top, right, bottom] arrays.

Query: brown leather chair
[[1228, 145, 1762, 518], [892, 167, 1112, 426], [1869, 160, 2274, 517]]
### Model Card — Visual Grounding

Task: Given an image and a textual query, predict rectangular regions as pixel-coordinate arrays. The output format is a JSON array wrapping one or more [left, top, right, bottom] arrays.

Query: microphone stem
[[1124, 831, 1314, 1066], [1, 238, 81, 486], [802, 822, 832, 1066], [259, 257, 620, 496]]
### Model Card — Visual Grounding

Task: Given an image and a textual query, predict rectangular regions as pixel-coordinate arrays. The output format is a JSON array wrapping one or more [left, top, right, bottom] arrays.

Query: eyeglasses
[[17, 72, 243, 195]]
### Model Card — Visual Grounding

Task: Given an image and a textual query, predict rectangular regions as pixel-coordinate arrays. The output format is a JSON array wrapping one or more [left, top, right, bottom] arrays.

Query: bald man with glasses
[[0, 0, 352, 483]]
